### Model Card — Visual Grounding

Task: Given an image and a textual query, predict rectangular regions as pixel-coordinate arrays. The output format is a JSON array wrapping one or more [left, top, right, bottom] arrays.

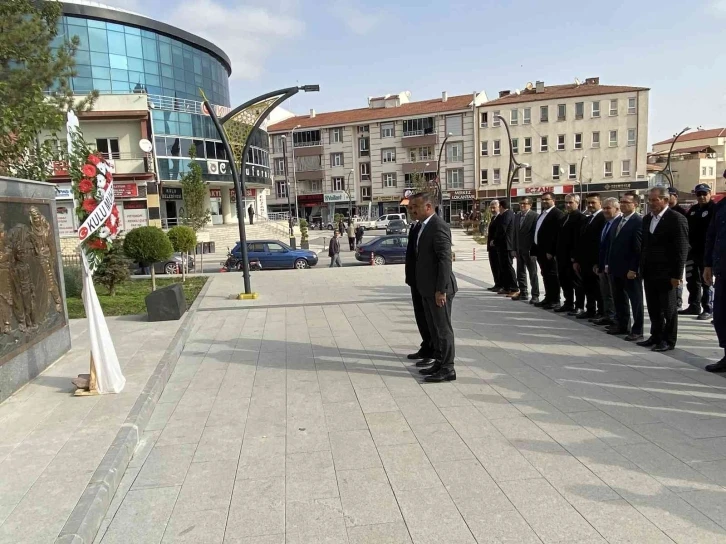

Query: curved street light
[[291, 124, 301, 218], [280, 135, 296, 248], [663, 127, 691, 188], [493, 114, 529, 207], [346, 168, 354, 225], [436, 132, 453, 215]]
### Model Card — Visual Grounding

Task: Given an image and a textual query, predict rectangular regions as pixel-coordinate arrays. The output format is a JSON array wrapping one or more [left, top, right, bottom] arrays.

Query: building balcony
[[402, 160, 437, 174], [294, 143, 324, 157], [401, 134, 437, 148]]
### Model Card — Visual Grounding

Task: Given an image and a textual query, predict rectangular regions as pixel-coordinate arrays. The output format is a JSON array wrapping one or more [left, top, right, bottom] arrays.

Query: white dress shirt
[[534, 207, 552, 246], [417, 213, 434, 248], [649, 207, 668, 234]]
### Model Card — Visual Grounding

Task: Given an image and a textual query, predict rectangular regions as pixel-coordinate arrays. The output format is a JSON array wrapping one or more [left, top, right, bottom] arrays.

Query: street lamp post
[[663, 127, 692, 188], [436, 132, 452, 216], [291, 124, 301, 218], [346, 168, 354, 225], [281, 136, 296, 248], [493, 114, 529, 207], [579, 155, 588, 210]]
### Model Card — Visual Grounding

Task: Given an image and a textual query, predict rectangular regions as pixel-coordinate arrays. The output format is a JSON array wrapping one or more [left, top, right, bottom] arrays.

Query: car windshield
[[389, 220, 406, 227]]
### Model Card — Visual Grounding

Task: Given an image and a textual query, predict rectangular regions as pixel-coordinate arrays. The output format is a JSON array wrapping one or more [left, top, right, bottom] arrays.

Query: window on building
[[627, 129, 636, 146], [359, 137, 369, 156], [96, 138, 120, 159], [512, 138, 519, 154], [360, 162, 370, 180], [276, 180, 287, 197], [574, 133, 583, 150], [447, 168, 464, 189], [382, 148, 396, 163], [511, 109, 519, 125], [540, 136, 548, 152], [447, 142, 463, 162], [628, 97, 637, 114], [293, 129, 321, 147], [512, 169, 520, 183], [383, 173, 396, 188], [710, 166, 715, 176], [493, 140, 501, 155], [381, 122, 395, 138], [481, 141, 488, 156], [480, 112, 488, 128], [540, 105, 549, 123], [524, 137, 532, 153], [575, 102, 584, 120], [557, 104, 566, 121], [592, 131, 600, 148], [330, 128, 342, 144], [481, 169, 488, 184], [702, 166, 707, 176], [592, 101, 600, 118], [557, 134, 565, 151], [609, 99, 618, 116], [552, 164, 561, 180], [331, 152, 344, 167], [357, 125, 369, 133], [492, 111, 501, 127], [274, 158, 285, 175], [609, 130, 618, 147], [445, 114, 463, 136], [525, 167, 532, 182], [493, 168, 501, 184], [569, 164, 577, 180], [622, 160, 631, 177], [361, 186, 371, 198], [523, 108, 531, 125], [332, 176, 345, 191], [604, 161, 613, 178], [402, 117, 434, 136], [272, 134, 285, 153], [311, 181, 322, 192]]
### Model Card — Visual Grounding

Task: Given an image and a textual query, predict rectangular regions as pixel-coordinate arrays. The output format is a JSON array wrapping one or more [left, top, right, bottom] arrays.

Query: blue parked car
[[355, 235, 408, 265], [231, 240, 319, 270]]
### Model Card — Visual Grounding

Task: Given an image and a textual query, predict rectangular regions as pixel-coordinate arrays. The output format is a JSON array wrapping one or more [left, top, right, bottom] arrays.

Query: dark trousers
[[488, 249, 500, 287], [498, 250, 517, 291], [685, 255, 713, 312], [714, 277, 726, 348], [537, 253, 560, 303], [422, 294, 456, 368], [644, 280, 678, 346], [611, 275, 644, 335], [411, 286, 434, 356], [558, 258, 583, 308], [516, 251, 540, 298], [348, 237, 355, 250], [582, 266, 602, 314]]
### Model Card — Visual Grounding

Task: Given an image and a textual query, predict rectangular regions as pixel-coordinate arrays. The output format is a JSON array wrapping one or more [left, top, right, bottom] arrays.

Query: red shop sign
[[209, 189, 222, 198], [114, 183, 139, 198]]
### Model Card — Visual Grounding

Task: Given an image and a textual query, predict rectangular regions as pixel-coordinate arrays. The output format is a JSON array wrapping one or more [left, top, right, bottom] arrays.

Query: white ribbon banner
[[78, 181, 115, 243]]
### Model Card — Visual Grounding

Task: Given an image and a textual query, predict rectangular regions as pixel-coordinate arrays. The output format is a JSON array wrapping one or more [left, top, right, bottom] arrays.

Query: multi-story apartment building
[[267, 91, 487, 222], [651, 128, 726, 195], [476, 78, 649, 207]]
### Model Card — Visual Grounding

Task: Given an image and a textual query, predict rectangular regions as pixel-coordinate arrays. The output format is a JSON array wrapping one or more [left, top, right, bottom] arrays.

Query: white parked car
[[375, 213, 407, 230]]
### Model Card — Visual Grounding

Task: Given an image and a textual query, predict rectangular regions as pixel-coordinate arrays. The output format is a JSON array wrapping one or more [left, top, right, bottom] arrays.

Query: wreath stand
[[72, 353, 99, 396]]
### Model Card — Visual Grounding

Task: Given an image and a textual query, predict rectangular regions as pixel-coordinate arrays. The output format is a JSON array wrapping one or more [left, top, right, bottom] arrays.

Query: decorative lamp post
[[291, 124, 301, 218], [346, 168, 354, 225], [579, 155, 588, 210], [493, 114, 529, 207], [281, 135, 296, 248], [436, 132, 453, 215], [663, 127, 692, 188]]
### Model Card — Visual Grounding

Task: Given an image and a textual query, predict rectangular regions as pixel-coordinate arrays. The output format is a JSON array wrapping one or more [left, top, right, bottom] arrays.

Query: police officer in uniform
[[680, 184, 716, 320]]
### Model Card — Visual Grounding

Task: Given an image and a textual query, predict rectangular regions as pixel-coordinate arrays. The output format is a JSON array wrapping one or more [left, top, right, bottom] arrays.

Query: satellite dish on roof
[[525, 82, 533, 90], [515, 89, 520, 95]]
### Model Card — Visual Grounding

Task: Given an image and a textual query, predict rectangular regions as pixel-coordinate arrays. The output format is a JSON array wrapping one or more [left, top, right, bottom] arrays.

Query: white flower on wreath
[[97, 188, 106, 201], [96, 162, 108, 175], [98, 226, 111, 239], [96, 174, 107, 189], [109, 214, 117, 226]]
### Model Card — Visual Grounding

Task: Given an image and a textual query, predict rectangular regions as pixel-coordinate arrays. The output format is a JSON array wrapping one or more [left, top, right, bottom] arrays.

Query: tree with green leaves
[[180, 149, 211, 232], [94, 243, 131, 296], [0, 0, 97, 181], [123, 227, 173, 292], [167, 226, 196, 281]]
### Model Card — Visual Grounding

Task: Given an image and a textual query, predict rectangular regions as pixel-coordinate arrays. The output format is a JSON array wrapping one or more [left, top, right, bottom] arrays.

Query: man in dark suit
[[495, 200, 518, 296], [487, 200, 501, 292], [638, 186, 689, 352], [703, 179, 726, 371], [668, 187, 688, 310], [532, 191, 564, 309], [410, 192, 458, 382], [594, 197, 620, 327], [574, 193, 606, 320], [404, 205, 434, 366], [513, 197, 540, 303], [606, 191, 644, 341], [555, 194, 587, 313]]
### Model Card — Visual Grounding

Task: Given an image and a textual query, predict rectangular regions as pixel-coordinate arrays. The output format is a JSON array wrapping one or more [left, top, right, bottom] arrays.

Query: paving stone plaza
[[2, 240, 726, 543]]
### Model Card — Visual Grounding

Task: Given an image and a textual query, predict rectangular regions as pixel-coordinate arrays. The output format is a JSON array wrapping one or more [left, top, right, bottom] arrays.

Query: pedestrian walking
[[328, 231, 342, 268], [247, 205, 255, 225], [409, 192, 458, 383], [513, 197, 540, 303], [532, 191, 564, 309], [638, 186, 689, 352], [346, 222, 356, 250], [556, 194, 586, 314], [355, 225, 365, 246]]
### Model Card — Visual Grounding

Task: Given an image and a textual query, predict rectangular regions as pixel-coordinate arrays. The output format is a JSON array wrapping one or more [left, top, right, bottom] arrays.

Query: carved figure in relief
[[8, 224, 36, 331], [29, 206, 61, 312], [0, 219, 12, 333]]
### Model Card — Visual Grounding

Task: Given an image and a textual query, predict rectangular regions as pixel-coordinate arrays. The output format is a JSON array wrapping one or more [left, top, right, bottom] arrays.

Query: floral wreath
[[68, 129, 121, 269]]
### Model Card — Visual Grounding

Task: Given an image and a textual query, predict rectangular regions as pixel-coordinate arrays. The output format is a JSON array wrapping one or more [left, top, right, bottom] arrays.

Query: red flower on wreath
[[78, 179, 93, 193], [87, 154, 101, 166], [82, 199, 97, 213], [88, 238, 107, 250], [105, 170, 113, 182], [81, 164, 96, 177]]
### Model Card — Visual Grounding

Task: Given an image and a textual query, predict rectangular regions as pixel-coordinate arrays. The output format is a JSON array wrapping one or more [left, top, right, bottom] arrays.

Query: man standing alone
[[328, 231, 342, 268], [513, 197, 540, 303], [248, 205, 255, 225], [409, 193, 458, 383]]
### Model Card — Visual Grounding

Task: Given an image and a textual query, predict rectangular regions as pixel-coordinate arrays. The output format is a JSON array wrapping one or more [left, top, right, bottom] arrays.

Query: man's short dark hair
[[500, 199, 510, 209], [410, 192, 433, 205], [542, 191, 555, 200], [520, 197, 532, 205], [586, 193, 601, 201], [623, 191, 640, 205]]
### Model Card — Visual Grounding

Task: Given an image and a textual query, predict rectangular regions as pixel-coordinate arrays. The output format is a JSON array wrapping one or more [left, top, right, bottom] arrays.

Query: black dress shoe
[[529, 297, 540, 305], [706, 358, 726, 372], [534, 300, 548, 308], [593, 318, 613, 326], [678, 305, 701, 316], [652, 342, 674, 352], [624, 334, 644, 342], [577, 311, 595, 320], [568, 309, 583, 316], [698, 312, 713, 321], [511, 294, 525, 301], [407, 351, 424, 360], [554, 305, 574, 313], [424, 368, 456, 383], [606, 328, 628, 335], [487, 286, 500, 292], [542, 303, 558, 310], [419, 365, 442, 375], [637, 337, 656, 347], [415, 359, 435, 367]]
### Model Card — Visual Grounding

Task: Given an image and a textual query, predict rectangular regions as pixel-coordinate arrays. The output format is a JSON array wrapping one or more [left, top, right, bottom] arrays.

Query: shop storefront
[[55, 186, 76, 238], [581, 181, 650, 200], [113, 183, 149, 233], [444, 190, 476, 223], [298, 193, 324, 222], [228, 187, 257, 224], [160, 186, 184, 227]]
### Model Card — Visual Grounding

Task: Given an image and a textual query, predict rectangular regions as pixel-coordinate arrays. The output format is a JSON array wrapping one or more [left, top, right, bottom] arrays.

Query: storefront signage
[[56, 204, 75, 237], [209, 189, 222, 198], [161, 187, 183, 200], [324, 192, 351, 203], [585, 181, 649, 192], [230, 188, 236, 202], [122, 201, 148, 230], [56, 186, 73, 199], [449, 190, 475, 201], [298, 194, 324, 204], [114, 183, 139, 198], [51, 160, 69, 177], [246, 188, 256, 197], [511, 185, 574, 197]]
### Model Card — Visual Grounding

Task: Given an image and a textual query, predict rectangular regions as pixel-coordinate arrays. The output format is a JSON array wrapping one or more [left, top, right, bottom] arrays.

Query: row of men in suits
[[489, 188, 691, 352]]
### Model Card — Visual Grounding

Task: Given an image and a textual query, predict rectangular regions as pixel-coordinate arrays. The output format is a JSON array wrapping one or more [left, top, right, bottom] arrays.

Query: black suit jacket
[[405, 222, 420, 287], [494, 209, 515, 251], [415, 214, 458, 297], [607, 213, 642, 278], [515, 210, 538, 253], [576, 211, 606, 266], [641, 208, 689, 284], [533, 207, 564, 258], [556, 210, 586, 261], [487, 213, 500, 251]]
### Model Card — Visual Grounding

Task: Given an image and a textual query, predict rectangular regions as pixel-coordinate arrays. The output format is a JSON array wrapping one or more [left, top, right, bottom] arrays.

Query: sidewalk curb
[[55, 277, 213, 544]]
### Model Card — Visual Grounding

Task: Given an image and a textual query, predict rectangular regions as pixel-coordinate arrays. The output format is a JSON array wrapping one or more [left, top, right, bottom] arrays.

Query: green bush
[[123, 226, 173, 290], [63, 265, 83, 298], [167, 225, 197, 253], [299, 218, 309, 243], [94, 244, 131, 296]]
